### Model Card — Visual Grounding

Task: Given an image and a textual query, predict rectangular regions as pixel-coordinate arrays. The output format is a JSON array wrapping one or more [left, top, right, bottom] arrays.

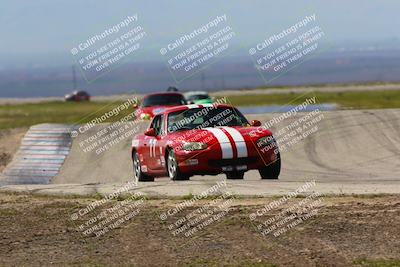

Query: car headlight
[[140, 113, 151, 120], [257, 135, 276, 148], [182, 142, 208, 151]]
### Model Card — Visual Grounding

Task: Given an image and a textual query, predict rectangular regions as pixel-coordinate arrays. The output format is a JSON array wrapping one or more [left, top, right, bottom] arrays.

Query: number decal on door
[[149, 139, 157, 158]]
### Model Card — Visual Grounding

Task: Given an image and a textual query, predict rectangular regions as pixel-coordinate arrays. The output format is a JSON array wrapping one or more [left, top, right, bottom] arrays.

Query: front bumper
[[175, 142, 279, 175]]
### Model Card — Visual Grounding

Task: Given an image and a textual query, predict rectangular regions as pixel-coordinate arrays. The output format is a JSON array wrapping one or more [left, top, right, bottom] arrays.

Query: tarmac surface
[[1, 108, 400, 196]]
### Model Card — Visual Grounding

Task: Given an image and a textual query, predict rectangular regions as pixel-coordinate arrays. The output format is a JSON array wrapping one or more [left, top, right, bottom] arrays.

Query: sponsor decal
[[149, 139, 157, 157]]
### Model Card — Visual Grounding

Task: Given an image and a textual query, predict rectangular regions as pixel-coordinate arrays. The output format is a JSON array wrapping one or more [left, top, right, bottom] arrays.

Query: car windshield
[[167, 107, 249, 132], [186, 94, 210, 101], [142, 94, 186, 107], [76, 91, 88, 96]]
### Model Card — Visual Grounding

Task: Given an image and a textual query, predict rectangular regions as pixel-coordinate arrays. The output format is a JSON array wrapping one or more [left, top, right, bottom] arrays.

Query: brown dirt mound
[[0, 128, 27, 173], [0, 193, 399, 266]]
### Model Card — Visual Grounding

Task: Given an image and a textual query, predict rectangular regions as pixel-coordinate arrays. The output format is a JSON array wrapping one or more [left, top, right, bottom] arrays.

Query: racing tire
[[167, 149, 190, 181], [132, 151, 154, 182], [225, 171, 244, 179], [259, 153, 281, 180]]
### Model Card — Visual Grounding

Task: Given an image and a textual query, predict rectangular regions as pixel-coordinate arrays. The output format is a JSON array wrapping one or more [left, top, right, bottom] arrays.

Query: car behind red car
[[134, 92, 186, 120], [64, 90, 90, 102]]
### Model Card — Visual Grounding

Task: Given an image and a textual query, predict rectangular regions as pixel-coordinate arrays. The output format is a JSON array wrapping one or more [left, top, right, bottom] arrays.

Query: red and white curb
[[1, 124, 76, 185]]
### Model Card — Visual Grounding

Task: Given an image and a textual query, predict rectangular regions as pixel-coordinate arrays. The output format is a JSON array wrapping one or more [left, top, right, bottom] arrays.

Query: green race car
[[184, 91, 213, 104]]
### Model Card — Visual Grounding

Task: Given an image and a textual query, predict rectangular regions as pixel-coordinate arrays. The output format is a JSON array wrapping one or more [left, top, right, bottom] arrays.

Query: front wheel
[[133, 151, 154, 182], [167, 149, 190, 181], [259, 154, 281, 180]]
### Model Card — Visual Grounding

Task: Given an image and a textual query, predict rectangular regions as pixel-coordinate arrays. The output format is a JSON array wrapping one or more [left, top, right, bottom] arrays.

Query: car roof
[[73, 90, 89, 94], [143, 92, 184, 98], [163, 103, 234, 114]]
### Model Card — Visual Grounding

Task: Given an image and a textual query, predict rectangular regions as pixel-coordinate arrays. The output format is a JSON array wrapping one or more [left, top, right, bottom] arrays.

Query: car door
[[153, 114, 167, 171], [145, 115, 161, 171]]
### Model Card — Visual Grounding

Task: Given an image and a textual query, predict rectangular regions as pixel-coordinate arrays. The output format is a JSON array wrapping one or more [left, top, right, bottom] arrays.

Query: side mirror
[[250, 120, 262, 127], [144, 128, 156, 137]]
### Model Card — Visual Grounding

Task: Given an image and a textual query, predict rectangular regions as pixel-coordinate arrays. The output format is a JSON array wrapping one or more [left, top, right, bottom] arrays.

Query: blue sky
[[0, 0, 399, 61]]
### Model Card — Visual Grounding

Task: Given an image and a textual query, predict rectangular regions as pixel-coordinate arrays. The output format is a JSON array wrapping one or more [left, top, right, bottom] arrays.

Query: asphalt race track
[[1, 109, 400, 196]]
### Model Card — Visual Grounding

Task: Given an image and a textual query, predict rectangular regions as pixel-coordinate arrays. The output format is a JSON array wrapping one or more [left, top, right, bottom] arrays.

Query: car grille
[[209, 157, 257, 167]]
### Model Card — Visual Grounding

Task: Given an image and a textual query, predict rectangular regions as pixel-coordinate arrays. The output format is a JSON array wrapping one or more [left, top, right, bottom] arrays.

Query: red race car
[[131, 104, 281, 181], [134, 92, 187, 120], [64, 90, 90, 102]]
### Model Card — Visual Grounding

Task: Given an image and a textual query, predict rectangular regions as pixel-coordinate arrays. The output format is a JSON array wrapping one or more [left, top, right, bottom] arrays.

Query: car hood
[[168, 126, 272, 146], [137, 106, 169, 116]]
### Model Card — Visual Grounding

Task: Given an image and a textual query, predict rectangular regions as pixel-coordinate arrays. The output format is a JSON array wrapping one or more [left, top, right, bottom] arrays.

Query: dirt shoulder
[[0, 193, 399, 267], [0, 128, 26, 173]]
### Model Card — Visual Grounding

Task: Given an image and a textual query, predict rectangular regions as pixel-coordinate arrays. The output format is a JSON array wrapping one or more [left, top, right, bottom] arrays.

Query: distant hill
[[1, 49, 400, 98]]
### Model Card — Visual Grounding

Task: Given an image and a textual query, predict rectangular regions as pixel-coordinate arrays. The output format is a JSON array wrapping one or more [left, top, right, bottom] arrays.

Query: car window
[[159, 115, 165, 135], [187, 94, 209, 101], [143, 94, 186, 107], [77, 91, 87, 96], [150, 115, 162, 136], [167, 107, 249, 132]]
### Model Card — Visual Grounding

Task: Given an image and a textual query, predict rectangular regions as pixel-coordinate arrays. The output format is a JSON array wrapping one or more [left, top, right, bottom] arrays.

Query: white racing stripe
[[205, 128, 233, 159], [186, 104, 200, 109], [201, 104, 214, 107], [222, 127, 248, 158]]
